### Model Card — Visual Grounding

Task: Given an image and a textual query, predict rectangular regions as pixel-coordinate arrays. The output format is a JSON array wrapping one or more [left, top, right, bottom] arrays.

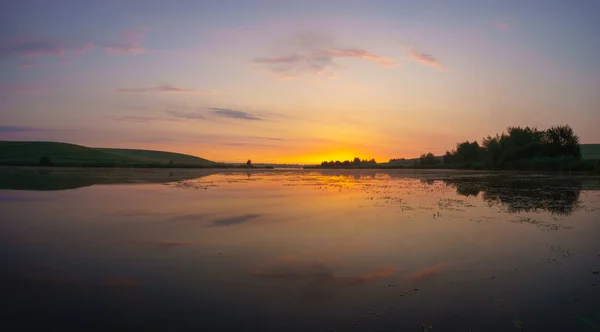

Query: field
[[0, 141, 217, 167]]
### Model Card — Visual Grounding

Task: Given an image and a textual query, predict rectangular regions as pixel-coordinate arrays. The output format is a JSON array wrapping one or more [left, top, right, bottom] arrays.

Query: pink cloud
[[17, 62, 43, 68], [116, 85, 214, 94], [254, 47, 398, 78], [104, 28, 147, 55], [326, 48, 397, 67], [408, 51, 448, 71], [494, 22, 510, 30], [2, 84, 43, 93], [73, 42, 95, 54]]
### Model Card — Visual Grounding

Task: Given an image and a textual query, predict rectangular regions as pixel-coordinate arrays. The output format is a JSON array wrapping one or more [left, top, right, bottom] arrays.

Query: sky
[[1, 0, 599, 164]]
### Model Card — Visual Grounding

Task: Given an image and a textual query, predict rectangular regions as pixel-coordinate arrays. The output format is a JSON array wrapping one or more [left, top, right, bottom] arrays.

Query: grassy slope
[[97, 148, 215, 165], [0, 141, 216, 166], [581, 144, 600, 160]]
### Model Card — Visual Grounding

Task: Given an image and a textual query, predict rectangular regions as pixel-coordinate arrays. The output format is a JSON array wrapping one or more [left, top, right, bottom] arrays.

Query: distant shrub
[[595, 160, 600, 174], [39, 156, 52, 166], [419, 153, 440, 165]]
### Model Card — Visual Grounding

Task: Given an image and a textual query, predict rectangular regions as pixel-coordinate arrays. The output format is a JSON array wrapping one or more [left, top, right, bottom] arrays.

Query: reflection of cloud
[[15, 272, 142, 288], [210, 108, 262, 121], [253, 257, 334, 279], [18, 274, 90, 288], [333, 266, 398, 285], [129, 240, 213, 249], [207, 214, 261, 227], [408, 51, 448, 71], [102, 277, 142, 287], [168, 213, 208, 222], [3, 236, 44, 245], [407, 263, 447, 282], [253, 257, 398, 286], [114, 210, 173, 217]]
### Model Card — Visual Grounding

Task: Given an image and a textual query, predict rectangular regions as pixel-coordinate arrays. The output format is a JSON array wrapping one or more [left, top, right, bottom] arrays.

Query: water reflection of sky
[[1, 170, 600, 331]]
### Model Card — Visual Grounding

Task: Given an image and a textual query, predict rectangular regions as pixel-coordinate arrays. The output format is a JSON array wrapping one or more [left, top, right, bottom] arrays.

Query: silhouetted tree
[[540, 125, 581, 159], [481, 135, 502, 165], [441, 125, 582, 168], [353, 157, 361, 165], [246, 159, 252, 166], [420, 153, 440, 165]]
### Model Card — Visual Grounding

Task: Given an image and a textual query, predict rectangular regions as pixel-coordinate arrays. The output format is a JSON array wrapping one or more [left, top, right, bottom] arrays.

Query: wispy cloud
[[1, 84, 43, 93], [0, 125, 47, 132], [166, 110, 206, 120], [254, 33, 398, 78], [104, 28, 147, 55], [255, 48, 397, 78], [117, 85, 214, 94], [17, 62, 43, 68], [110, 115, 178, 123], [0, 38, 94, 58], [408, 51, 448, 71], [247, 136, 283, 141], [210, 108, 262, 121]]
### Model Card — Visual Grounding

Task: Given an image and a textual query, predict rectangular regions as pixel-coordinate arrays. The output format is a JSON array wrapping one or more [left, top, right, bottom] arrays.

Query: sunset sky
[[1, 0, 599, 163]]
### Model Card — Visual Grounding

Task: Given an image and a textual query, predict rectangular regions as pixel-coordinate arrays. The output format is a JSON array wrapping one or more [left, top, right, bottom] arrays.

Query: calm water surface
[[1, 168, 600, 331]]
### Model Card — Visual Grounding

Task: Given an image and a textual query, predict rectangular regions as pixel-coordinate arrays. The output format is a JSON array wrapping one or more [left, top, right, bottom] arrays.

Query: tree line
[[320, 157, 377, 168], [424, 125, 583, 168]]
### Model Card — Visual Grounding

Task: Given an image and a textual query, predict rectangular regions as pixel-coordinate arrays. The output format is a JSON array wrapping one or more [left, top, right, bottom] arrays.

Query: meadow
[[0, 141, 217, 167]]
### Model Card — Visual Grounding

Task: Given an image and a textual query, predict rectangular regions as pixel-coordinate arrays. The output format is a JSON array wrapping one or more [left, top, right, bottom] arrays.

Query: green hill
[[97, 148, 215, 165], [0, 141, 216, 167], [581, 144, 600, 160]]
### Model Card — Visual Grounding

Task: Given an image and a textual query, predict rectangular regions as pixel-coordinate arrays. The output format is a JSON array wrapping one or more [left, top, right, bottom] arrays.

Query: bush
[[39, 156, 52, 166]]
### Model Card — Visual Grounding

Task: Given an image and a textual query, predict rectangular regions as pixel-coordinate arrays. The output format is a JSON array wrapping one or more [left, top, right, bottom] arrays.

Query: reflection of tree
[[443, 177, 583, 215]]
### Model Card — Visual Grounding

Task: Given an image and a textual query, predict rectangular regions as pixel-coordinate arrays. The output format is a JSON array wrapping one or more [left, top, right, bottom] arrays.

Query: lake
[[1, 168, 600, 331]]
